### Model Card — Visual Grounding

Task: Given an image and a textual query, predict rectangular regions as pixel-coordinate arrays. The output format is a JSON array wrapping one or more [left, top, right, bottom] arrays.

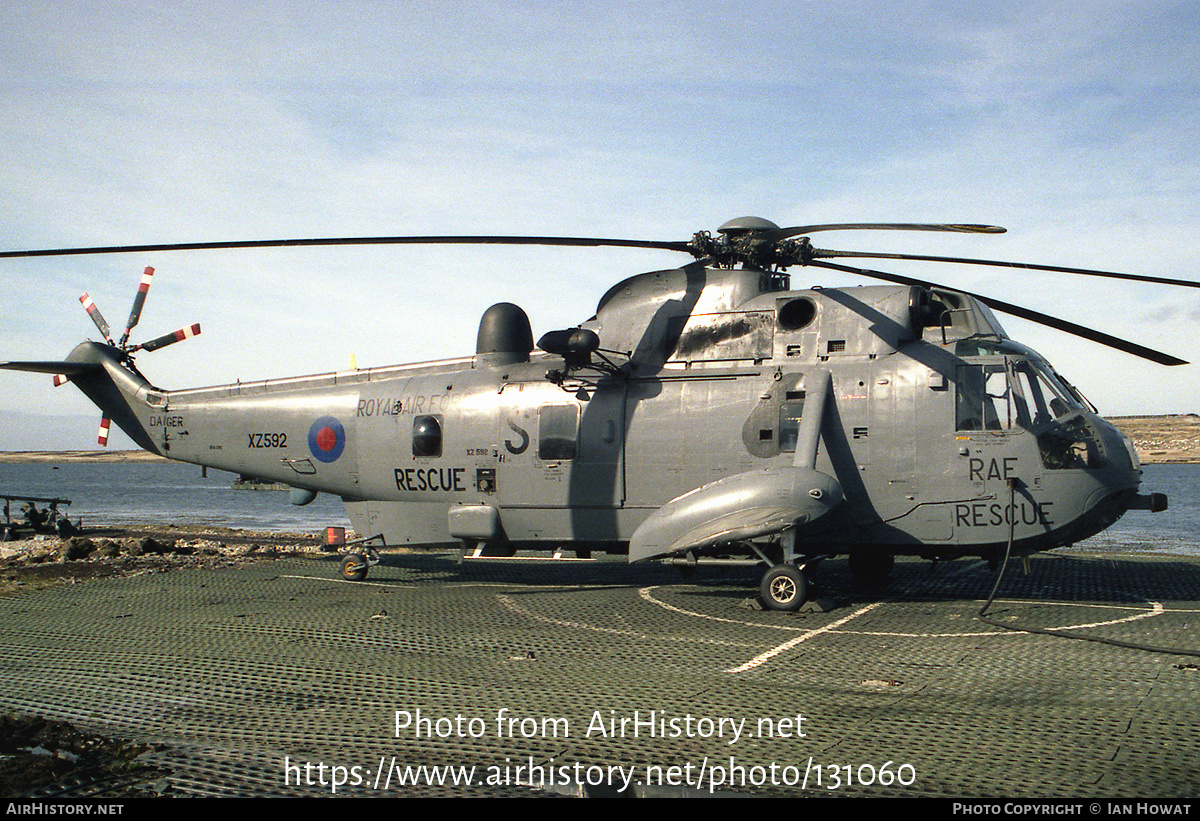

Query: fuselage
[[70, 264, 1151, 562]]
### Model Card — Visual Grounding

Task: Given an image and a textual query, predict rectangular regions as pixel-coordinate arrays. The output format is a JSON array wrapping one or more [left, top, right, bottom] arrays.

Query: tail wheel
[[760, 564, 807, 612], [341, 554, 368, 581]]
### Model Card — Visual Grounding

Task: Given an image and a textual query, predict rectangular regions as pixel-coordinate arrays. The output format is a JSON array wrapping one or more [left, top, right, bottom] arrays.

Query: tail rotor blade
[[134, 323, 201, 352], [97, 417, 111, 447], [53, 374, 70, 387], [79, 293, 113, 344], [121, 266, 155, 345]]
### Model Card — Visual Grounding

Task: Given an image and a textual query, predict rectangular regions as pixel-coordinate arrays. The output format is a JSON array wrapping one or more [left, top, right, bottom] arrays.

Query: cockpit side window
[[956, 359, 1085, 434], [955, 364, 1012, 430], [956, 358, 1104, 468]]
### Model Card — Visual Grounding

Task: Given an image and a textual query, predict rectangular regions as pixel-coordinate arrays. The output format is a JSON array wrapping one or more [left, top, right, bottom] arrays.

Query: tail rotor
[[61, 266, 201, 444]]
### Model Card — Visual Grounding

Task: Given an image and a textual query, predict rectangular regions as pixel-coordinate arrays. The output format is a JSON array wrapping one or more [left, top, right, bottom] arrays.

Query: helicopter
[[1, 217, 1192, 610]]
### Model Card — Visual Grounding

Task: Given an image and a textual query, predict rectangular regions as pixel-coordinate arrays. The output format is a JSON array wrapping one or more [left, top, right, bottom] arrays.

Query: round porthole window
[[412, 415, 443, 457]]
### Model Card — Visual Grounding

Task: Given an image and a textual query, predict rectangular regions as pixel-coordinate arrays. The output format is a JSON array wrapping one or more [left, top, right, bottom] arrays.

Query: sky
[[1, 0, 1198, 449]]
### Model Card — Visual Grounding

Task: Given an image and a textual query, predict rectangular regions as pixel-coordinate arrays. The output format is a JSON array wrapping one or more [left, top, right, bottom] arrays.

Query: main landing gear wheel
[[341, 553, 368, 582], [760, 564, 808, 612]]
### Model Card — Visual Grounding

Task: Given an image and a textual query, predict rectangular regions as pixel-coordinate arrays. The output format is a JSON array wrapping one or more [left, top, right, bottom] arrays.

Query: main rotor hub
[[716, 216, 781, 236], [691, 216, 802, 271]]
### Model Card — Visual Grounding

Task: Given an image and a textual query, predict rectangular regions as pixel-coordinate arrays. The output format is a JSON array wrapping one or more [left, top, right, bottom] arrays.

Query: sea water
[[1073, 463, 1200, 557], [0, 459, 349, 533], [0, 459, 1195, 551]]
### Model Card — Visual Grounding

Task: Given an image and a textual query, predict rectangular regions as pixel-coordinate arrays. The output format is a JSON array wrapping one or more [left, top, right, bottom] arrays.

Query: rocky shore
[[1108, 414, 1200, 463], [0, 524, 336, 597], [0, 713, 168, 798]]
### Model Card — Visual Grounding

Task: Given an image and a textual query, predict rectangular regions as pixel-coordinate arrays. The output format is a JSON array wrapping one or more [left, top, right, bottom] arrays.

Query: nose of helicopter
[[1090, 414, 1168, 516]]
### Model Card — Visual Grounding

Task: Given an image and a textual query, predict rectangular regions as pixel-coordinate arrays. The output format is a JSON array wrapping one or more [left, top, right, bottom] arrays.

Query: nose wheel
[[759, 564, 808, 612]]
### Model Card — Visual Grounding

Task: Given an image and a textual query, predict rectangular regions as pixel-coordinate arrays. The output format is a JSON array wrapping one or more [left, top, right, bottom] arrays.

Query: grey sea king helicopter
[[1, 218, 1191, 610]]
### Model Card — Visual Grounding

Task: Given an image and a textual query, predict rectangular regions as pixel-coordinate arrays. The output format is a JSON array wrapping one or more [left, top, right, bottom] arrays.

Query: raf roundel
[[308, 416, 346, 463]]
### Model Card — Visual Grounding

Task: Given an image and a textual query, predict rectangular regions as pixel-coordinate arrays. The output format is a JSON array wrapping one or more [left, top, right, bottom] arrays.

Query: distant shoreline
[[0, 450, 169, 463], [3, 414, 1198, 464]]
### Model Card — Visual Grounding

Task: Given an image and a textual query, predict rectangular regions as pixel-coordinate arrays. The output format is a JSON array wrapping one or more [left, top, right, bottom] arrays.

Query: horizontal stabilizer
[[0, 360, 102, 376]]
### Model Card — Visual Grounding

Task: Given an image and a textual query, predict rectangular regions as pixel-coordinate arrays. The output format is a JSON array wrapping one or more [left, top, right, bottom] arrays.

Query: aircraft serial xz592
[[2, 219, 1191, 609]]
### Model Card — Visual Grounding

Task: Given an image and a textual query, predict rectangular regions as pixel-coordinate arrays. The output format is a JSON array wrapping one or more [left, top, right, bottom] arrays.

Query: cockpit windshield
[[954, 356, 1105, 469], [1009, 360, 1084, 430]]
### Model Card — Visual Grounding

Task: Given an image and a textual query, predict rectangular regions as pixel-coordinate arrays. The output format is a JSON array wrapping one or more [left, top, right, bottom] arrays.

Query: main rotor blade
[[771, 223, 1006, 242], [0, 235, 693, 259], [808, 259, 1188, 366], [811, 248, 1200, 289]]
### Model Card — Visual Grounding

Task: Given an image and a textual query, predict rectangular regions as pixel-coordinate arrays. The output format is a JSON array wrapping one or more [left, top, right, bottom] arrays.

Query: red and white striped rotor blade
[[79, 293, 113, 344], [53, 374, 70, 387], [97, 416, 111, 447], [134, 323, 201, 352], [122, 266, 155, 343]]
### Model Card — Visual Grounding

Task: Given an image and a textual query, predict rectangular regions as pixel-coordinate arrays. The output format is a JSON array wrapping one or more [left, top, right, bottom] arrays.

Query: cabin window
[[1036, 414, 1107, 470], [538, 403, 579, 460], [412, 415, 443, 457]]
